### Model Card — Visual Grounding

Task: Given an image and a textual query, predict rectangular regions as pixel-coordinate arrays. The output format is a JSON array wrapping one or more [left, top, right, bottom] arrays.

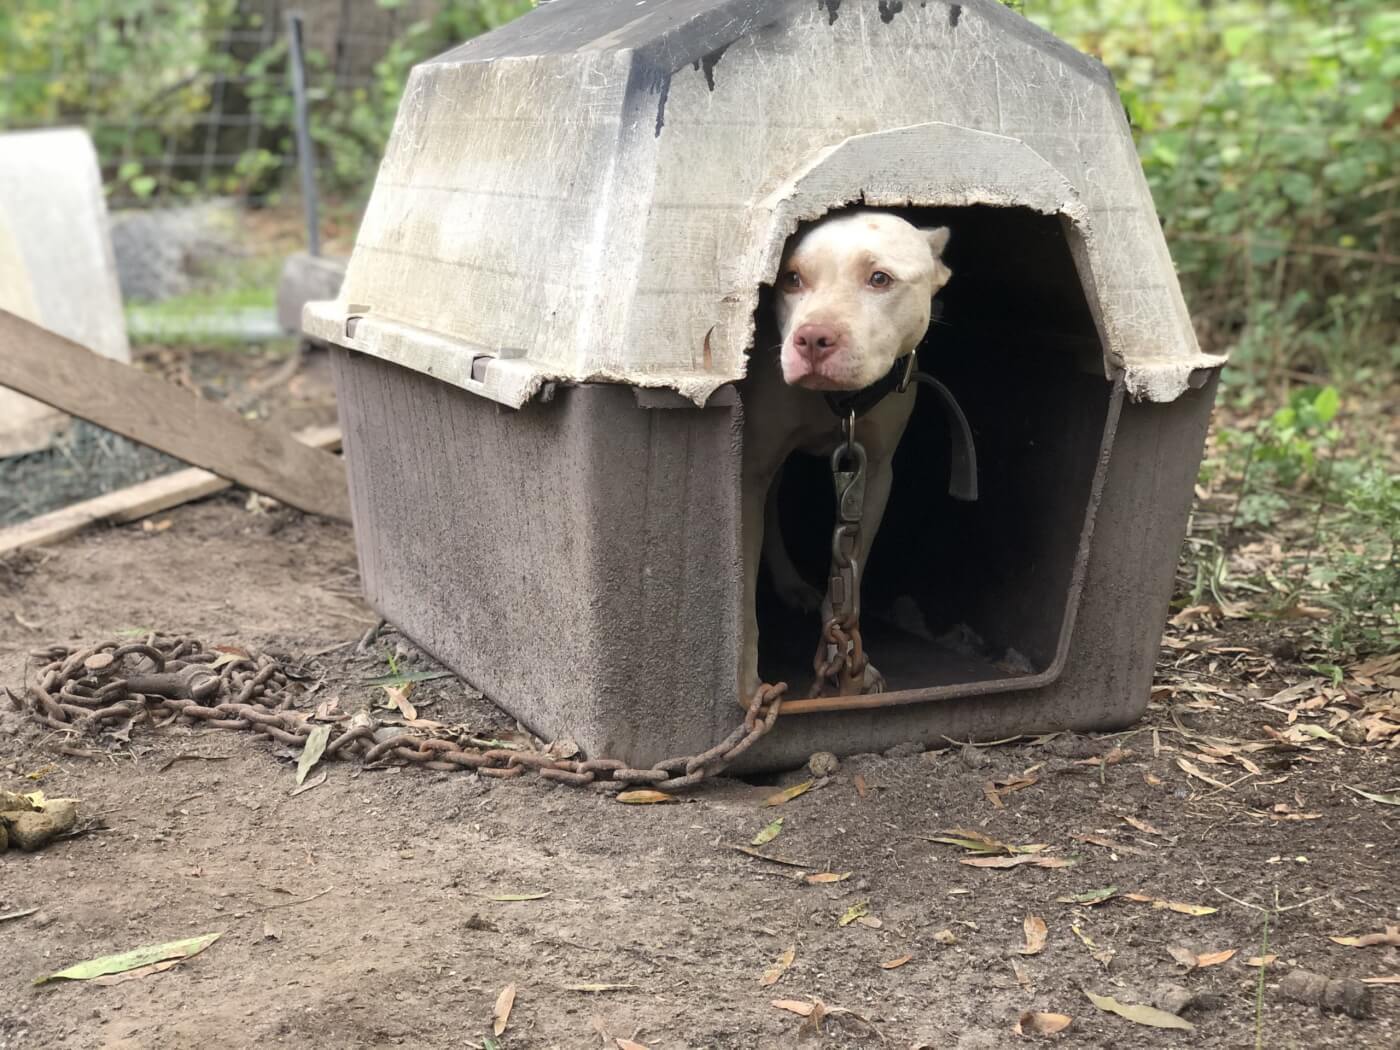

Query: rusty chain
[[23, 635, 787, 795], [808, 412, 875, 700]]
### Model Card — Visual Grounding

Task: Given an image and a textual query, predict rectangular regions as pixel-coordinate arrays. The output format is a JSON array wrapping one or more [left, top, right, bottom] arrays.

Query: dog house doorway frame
[[735, 121, 1128, 716]]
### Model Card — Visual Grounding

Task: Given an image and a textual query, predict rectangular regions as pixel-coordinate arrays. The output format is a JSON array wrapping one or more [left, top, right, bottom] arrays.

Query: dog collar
[[824, 353, 915, 419]]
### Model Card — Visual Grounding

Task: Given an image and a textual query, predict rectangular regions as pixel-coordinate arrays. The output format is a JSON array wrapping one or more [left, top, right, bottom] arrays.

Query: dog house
[[307, 0, 1224, 770]]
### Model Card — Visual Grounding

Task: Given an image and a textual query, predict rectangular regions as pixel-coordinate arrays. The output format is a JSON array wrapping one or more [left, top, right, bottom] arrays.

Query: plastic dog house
[[308, 0, 1223, 769]]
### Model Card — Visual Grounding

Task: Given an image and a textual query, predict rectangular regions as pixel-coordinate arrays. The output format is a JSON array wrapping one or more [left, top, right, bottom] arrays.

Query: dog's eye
[[869, 271, 892, 288], [780, 270, 802, 291]]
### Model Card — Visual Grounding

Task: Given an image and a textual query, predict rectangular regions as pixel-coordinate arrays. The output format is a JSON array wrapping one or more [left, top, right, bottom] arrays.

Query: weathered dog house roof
[[305, 0, 1223, 408]]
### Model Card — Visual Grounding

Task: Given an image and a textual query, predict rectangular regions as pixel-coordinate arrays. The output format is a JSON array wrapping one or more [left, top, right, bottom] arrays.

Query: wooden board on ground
[[0, 309, 349, 522], [0, 425, 342, 555]]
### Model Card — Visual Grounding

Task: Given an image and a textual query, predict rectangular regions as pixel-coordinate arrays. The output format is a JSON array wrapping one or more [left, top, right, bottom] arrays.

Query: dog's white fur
[[740, 210, 952, 698]]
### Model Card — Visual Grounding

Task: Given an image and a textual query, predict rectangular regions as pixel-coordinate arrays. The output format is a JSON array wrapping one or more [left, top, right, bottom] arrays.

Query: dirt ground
[[1, 354, 1397, 1050]]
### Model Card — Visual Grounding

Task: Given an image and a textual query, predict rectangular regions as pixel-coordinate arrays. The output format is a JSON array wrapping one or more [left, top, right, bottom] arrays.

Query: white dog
[[741, 210, 953, 699]]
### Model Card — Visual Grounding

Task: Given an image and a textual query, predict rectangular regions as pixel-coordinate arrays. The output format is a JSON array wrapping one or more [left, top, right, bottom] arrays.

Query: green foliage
[[1025, 0, 1398, 380]]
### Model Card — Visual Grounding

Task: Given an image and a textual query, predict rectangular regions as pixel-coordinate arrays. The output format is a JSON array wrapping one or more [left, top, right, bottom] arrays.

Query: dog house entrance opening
[[753, 204, 1116, 697]]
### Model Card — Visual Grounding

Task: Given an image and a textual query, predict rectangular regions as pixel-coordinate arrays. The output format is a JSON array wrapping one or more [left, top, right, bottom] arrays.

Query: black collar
[[824, 353, 914, 419]]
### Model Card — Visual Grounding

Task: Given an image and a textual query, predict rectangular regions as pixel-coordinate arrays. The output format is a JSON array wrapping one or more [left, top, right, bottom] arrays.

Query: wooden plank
[[0, 425, 342, 556], [0, 309, 350, 521]]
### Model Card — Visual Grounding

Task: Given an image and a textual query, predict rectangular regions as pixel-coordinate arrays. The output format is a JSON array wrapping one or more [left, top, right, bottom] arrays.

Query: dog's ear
[[924, 226, 953, 289]]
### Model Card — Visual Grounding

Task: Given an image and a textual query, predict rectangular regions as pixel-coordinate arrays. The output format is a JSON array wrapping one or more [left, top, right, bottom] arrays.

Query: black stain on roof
[[878, 0, 904, 23], [654, 73, 672, 136], [949, 3, 963, 27], [700, 41, 730, 90], [820, 0, 841, 26]]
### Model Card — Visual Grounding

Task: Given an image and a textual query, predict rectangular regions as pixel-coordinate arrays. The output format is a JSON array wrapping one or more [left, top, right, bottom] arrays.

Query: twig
[[256, 886, 333, 912]]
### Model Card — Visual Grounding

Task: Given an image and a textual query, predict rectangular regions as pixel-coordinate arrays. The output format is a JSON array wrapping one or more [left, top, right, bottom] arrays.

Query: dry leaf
[[616, 1040, 649, 1050], [1123, 892, 1217, 916], [1362, 976, 1400, 985], [838, 901, 870, 927], [90, 959, 180, 986], [1143, 771, 1164, 786], [1073, 747, 1132, 768], [759, 946, 796, 987], [731, 845, 811, 869], [984, 773, 1038, 808], [1010, 957, 1032, 989], [1015, 1011, 1072, 1036], [561, 983, 636, 993], [1071, 924, 1115, 967], [853, 774, 868, 798], [855, 916, 883, 929], [1018, 914, 1048, 956], [1177, 757, 1230, 791], [616, 789, 677, 804], [1329, 925, 1400, 948], [1121, 815, 1164, 837], [1084, 990, 1194, 1031], [934, 928, 958, 945], [484, 891, 551, 902], [1072, 832, 1151, 857], [1197, 948, 1237, 967], [804, 872, 851, 885], [1168, 946, 1199, 970], [492, 982, 516, 1036], [1245, 955, 1278, 967], [1346, 786, 1400, 806], [880, 954, 912, 970], [381, 683, 416, 721], [752, 818, 784, 846], [961, 854, 1073, 869], [764, 780, 813, 807], [1056, 886, 1118, 906], [771, 999, 815, 1017]]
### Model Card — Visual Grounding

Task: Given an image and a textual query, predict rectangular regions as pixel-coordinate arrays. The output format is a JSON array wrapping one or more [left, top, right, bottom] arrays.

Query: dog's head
[[773, 211, 951, 391]]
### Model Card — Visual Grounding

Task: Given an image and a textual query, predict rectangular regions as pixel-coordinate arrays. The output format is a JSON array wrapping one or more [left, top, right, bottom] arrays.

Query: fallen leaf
[[1010, 957, 1032, 988], [296, 725, 331, 786], [853, 774, 868, 798], [930, 830, 1047, 855], [984, 772, 1038, 808], [0, 907, 40, 923], [764, 781, 813, 807], [1071, 924, 1115, 966], [1143, 771, 1164, 786], [1056, 886, 1118, 906], [1121, 815, 1164, 837], [1084, 990, 1194, 1031], [772, 999, 815, 1017], [1177, 757, 1230, 791], [804, 872, 851, 885], [1123, 892, 1217, 916], [1346, 786, 1400, 806], [91, 960, 180, 986], [731, 845, 811, 869], [1362, 975, 1400, 985], [561, 983, 636, 992], [290, 770, 327, 796], [961, 854, 1074, 869], [934, 928, 958, 945], [1197, 948, 1237, 967], [1072, 832, 1152, 857], [381, 683, 416, 721], [35, 932, 222, 984], [838, 901, 870, 927], [616, 1040, 649, 1050], [616, 790, 677, 805], [1168, 946, 1200, 970], [880, 954, 913, 970], [1329, 925, 1400, 948], [1018, 914, 1048, 955], [492, 983, 516, 1036], [1073, 747, 1132, 768], [1015, 1011, 1072, 1036], [483, 891, 551, 902], [1245, 955, 1278, 967], [752, 818, 784, 846], [855, 916, 883, 929], [759, 946, 795, 987]]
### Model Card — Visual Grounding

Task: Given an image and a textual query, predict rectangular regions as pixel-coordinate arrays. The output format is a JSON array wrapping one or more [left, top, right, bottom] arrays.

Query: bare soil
[[0, 354, 1397, 1050]]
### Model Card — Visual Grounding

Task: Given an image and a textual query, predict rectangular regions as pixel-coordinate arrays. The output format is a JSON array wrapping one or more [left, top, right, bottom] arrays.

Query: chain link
[[24, 635, 787, 795]]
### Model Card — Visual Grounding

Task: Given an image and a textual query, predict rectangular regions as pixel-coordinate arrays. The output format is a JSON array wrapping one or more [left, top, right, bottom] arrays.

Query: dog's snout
[[792, 323, 841, 361]]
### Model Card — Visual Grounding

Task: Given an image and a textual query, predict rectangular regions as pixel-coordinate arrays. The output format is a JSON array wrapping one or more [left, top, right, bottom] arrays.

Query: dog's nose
[[792, 324, 841, 362]]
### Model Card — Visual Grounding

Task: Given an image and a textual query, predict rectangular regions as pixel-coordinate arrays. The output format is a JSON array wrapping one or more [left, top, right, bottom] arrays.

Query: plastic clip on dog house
[[307, 0, 1223, 771]]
